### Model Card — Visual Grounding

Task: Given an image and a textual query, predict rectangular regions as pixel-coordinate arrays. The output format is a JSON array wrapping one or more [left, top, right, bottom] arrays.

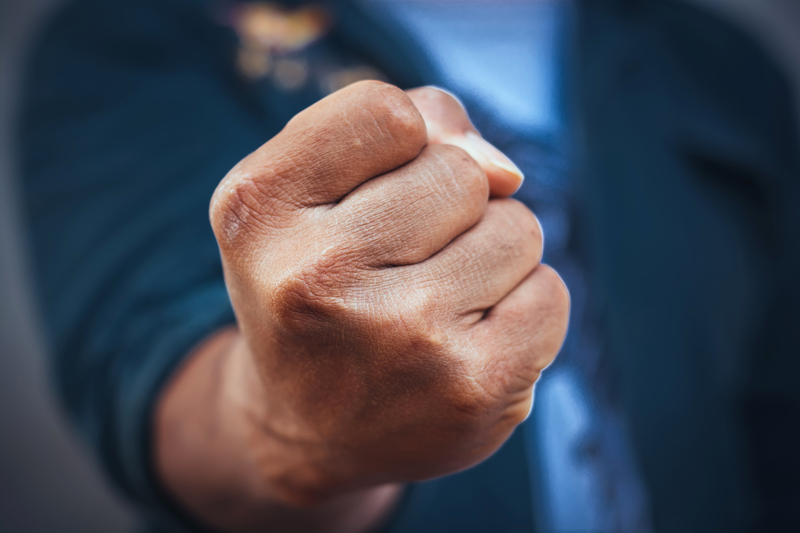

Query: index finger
[[218, 81, 428, 212]]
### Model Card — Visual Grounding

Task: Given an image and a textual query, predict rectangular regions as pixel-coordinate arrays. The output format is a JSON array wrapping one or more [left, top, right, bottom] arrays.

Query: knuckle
[[405, 86, 473, 136], [383, 285, 443, 342], [503, 391, 535, 427], [451, 355, 535, 429], [490, 199, 543, 253], [369, 286, 454, 357], [444, 350, 539, 430], [531, 265, 571, 363], [270, 253, 355, 335], [397, 285, 442, 326], [537, 265, 571, 318], [210, 159, 287, 249], [359, 81, 427, 152], [503, 199, 543, 238], [445, 371, 502, 425], [417, 144, 489, 214], [428, 144, 489, 197]]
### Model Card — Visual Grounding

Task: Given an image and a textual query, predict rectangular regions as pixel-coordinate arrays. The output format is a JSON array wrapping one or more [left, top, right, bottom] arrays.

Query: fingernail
[[463, 131, 524, 186]]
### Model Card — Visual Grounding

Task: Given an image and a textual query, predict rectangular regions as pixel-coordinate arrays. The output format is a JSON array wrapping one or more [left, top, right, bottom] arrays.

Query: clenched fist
[[158, 81, 569, 532]]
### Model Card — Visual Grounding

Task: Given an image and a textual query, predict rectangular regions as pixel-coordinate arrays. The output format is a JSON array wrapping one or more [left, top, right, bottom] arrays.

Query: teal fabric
[[17, 0, 800, 531], [19, 1, 535, 531]]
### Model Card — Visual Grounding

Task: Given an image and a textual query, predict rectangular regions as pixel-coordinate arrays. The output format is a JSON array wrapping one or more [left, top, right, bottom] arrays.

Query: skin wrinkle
[[470, 336, 523, 395], [214, 174, 299, 253], [478, 266, 570, 369], [244, 150, 300, 201], [428, 148, 470, 193], [331, 155, 483, 268], [246, 168, 305, 222], [429, 236, 534, 307], [358, 85, 425, 150], [250, 89, 426, 212], [355, 112, 385, 157], [162, 82, 568, 532]]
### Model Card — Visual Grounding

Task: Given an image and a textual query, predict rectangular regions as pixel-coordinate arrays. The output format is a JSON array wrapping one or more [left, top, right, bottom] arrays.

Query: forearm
[[154, 327, 403, 533], [153, 82, 567, 532]]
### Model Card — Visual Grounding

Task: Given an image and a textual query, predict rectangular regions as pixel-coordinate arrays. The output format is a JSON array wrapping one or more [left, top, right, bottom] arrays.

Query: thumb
[[406, 86, 524, 197]]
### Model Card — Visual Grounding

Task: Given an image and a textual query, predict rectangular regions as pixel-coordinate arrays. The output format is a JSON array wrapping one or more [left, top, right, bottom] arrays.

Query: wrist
[[156, 328, 265, 529], [220, 333, 407, 531], [156, 328, 405, 533], [223, 334, 351, 506]]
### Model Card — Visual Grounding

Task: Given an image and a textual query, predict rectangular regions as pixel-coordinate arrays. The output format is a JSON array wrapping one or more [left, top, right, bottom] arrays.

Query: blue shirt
[[379, 2, 650, 531], [18, 0, 800, 531]]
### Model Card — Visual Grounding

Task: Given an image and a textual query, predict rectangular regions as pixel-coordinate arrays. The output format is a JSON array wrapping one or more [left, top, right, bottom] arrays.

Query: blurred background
[[0, 0, 133, 531], [0, 0, 797, 532]]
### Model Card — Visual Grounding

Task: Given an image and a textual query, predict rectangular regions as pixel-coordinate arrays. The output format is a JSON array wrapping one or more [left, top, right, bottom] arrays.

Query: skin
[[155, 82, 570, 533]]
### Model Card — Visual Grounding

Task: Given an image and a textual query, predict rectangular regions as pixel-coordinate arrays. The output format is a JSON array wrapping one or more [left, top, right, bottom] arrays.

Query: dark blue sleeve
[[18, 0, 273, 526], [18, 2, 538, 531]]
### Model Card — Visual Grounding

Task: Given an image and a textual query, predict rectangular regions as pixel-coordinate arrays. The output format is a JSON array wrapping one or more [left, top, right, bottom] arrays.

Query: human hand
[[209, 81, 570, 506]]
